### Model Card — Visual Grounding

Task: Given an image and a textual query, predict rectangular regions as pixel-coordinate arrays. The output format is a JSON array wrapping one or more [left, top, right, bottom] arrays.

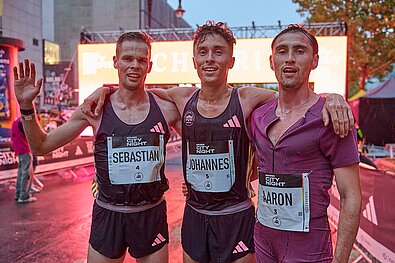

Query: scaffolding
[[80, 22, 347, 43]]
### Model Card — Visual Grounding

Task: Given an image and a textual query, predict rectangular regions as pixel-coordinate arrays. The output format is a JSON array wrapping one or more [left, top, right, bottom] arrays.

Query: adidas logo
[[362, 196, 378, 225], [223, 115, 241, 128], [151, 233, 166, 247], [232, 241, 249, 254], [150, 122, 165, 134], [75, 146, 83, 156], [91, 180, 99, 198]]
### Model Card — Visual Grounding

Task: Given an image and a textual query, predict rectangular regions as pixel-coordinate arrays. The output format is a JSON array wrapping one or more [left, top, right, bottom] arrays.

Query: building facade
[[1, 0, 43, 77], [51, 0, 190, 61]]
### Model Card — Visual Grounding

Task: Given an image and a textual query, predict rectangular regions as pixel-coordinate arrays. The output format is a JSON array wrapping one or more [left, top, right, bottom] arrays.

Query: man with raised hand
[[13, 32, 181, 263], [250, 24, 361, 263], [83, 21, 354, 263]]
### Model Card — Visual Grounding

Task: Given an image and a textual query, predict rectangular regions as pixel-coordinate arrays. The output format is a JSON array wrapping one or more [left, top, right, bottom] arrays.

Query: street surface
[[0, 151, 184, 263], [0, 149, 364, 263]]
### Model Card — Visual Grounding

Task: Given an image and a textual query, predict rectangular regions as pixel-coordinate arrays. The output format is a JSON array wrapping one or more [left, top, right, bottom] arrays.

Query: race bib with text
[[257, 172, 310, 232], [186, 140, 235, 192], [107, 134, 164, 185]]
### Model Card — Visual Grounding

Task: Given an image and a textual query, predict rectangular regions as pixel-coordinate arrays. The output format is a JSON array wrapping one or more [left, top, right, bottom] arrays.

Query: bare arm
[[333, 164, 361, 263], [82, 86, 177, 118], [239, 87, 355, 138], [24, 108, 91, 155], [149, 88, 175, 103], [151, 93, 182, 135], [14, 59, 91, 155], [239, 87, 276, 118]]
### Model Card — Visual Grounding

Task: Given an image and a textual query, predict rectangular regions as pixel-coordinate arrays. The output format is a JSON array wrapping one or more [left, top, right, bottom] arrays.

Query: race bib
[[107, 134, 164, 185], [186, 140, 235, 192], [257, 172, 310, 232]]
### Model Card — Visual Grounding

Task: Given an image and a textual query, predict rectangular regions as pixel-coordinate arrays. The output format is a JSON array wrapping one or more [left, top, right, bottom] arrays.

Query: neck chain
[[199, 87, 231, 105], [278, 93, 312, 116]]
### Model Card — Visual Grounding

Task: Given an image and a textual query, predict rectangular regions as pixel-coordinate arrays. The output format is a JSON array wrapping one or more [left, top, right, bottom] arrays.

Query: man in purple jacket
[[250, 24, 361, 263]]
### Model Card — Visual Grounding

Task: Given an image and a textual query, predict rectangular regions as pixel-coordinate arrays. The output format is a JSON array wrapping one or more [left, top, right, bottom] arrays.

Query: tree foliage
[[292, 0, 395, 97]]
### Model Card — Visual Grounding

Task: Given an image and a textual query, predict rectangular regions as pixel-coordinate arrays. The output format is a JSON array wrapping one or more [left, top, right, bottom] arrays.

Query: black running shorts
[[89, 200, 169, 259], [181, 205, 255, 263]]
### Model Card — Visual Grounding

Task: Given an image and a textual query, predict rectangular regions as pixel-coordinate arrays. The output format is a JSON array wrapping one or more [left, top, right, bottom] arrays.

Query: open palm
[[13, 59, 43, 108]]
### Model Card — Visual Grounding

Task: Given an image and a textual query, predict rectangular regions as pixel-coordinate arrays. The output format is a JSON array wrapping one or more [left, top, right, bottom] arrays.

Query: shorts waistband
[[95, 196, 164, 213], [188, 199, 253, 216]]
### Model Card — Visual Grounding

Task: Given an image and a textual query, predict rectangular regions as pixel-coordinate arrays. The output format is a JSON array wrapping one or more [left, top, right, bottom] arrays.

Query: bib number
[[107, 134, 164, 185], [186, 140, 235, 193], [257, 172, 310, 232]]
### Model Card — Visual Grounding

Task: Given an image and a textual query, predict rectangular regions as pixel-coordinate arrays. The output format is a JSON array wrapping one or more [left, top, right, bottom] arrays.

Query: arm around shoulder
[[239, 86, 276, 117]]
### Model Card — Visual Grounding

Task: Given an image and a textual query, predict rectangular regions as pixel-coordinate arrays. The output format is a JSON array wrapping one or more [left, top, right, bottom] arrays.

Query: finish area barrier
[[0, 137, 94, 181], [328, 165, 395, 262]]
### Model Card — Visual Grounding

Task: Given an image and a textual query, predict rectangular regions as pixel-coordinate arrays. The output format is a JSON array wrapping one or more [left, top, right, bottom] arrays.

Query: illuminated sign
[[44, 40, 60, 65], [78, 36, 347, 104]]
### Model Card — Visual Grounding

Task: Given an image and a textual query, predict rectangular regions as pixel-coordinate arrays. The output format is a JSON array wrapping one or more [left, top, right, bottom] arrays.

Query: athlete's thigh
[[283, 230, 333, 262], [126, 200, 169, 258], [208, 207, 255, 262], [181, 205, 209, 262], [89, 203, 127, 259], [136, 244, 168, 263], [233, 252, 256, 263], [88, 244, 125, 263], [254, 222, 283, 263], [183, 250, 199, 263]]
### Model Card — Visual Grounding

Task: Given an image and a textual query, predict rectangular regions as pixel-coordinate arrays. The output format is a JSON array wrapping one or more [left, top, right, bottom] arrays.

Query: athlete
[[13, 32, 181, 263], [82, 21, 354, 263], [250, 24, 361, 262]]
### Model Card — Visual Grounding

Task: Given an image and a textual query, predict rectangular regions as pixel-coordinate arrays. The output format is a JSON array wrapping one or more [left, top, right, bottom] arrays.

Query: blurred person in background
[[11, 117, 37, 203]]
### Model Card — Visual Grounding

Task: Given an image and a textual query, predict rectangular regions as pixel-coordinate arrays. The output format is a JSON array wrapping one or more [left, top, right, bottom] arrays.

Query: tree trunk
[[359, 67, 368, 91]]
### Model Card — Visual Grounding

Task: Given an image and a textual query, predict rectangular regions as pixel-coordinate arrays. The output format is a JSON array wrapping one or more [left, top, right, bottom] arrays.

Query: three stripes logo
[[91, 179, 99, 199], [362, 196, 378, 225], [151, 233, 166, 247], [232, 241, 249, 254], [150, 122, 165, 134], [223, 115, 241, 128]]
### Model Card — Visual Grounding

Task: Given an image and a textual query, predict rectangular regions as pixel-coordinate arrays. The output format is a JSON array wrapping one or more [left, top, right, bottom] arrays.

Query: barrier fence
[[328, 166, 395, 262], [0, 133, 182, 181], [0, 136, 94, 181]]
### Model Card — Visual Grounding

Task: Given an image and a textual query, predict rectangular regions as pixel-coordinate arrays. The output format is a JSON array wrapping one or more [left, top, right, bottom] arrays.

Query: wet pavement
[[0, 149, 363, 263], [0, 151, 184, 263]]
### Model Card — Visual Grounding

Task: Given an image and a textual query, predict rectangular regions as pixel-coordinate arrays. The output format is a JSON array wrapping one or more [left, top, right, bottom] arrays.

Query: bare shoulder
[[151, 93, 177, 110], [239, 86, 275, 107], [237, 86, 276, 119], [150, 93, 181, 126], [239, 86, 275, 100], [167, 86, 198, 101]]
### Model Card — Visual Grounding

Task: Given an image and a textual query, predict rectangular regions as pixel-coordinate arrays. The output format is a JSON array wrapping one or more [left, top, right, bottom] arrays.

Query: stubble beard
[[279, 76, 300, 90]]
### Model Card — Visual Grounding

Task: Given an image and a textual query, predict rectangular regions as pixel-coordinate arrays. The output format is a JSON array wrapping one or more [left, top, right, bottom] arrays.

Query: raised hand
[[13, 59, 43, 109], [322, 93, 355, 138]]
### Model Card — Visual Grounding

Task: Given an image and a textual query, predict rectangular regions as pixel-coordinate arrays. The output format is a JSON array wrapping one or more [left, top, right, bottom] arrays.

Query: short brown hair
[[272, 24, 318, 55], [193, 21, 236, 50], [116, 32, 152, 56]]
